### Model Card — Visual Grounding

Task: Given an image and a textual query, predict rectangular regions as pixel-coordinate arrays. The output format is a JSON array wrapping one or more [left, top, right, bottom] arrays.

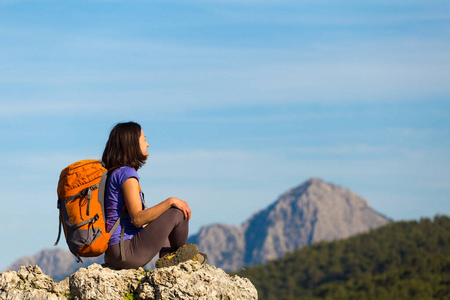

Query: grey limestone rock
[[69, 264, 146, 299], [0, 262, 258, 300], [148, 261, 256, 299], [0, 265, 67, 300]]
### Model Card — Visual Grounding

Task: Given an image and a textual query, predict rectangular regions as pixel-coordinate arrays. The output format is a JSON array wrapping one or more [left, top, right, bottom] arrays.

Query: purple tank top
[[104, 166, 145, 246]]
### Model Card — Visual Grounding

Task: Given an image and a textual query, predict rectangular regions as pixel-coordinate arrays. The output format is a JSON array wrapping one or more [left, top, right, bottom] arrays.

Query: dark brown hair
[[102, 122, 147, 170]]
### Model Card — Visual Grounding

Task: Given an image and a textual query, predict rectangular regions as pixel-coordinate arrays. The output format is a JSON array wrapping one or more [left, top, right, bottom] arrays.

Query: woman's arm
[[122, 177, 191, 228]]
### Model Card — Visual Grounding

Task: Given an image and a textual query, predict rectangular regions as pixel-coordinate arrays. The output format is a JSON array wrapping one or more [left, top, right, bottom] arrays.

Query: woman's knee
[[167, 207, 187, 222]]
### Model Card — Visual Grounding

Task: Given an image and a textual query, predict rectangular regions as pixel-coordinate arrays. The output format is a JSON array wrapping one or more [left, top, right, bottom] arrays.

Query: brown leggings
[[105, 207, 189, 269]]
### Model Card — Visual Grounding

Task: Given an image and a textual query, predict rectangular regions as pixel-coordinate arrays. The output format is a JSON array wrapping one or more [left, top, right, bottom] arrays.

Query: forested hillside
[[235, 216, 450, 300]]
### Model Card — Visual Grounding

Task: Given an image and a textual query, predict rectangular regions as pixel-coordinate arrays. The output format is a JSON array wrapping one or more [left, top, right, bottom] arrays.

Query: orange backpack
[[54, 159, 123, 262]]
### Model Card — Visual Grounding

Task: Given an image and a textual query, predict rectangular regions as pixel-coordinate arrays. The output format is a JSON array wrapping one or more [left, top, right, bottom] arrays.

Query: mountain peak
[[284, 177, 327, 196], [242, 178, 389, 265], [189, 178, 391, 270], [290, 177, 344, 193], [303, 177, 325, 185]]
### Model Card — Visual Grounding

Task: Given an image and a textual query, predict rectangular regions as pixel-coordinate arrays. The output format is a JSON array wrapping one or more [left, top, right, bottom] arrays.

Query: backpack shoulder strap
[[97, 170, 108, 218], [54, 200, 63, 246], [102, 167, 128, 262], [106, 211, 127, 262]]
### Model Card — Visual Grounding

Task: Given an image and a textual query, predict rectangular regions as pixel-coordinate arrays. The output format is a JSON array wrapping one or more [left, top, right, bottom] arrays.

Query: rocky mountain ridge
[[189, 177, 391, 270]]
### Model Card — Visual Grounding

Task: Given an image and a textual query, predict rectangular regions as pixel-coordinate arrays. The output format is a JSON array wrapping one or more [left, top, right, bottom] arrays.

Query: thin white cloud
[[220, 9, 450, 26], [1, 9, 449, 116], [0, 101, 81, 116], [288, 144, 393, 156], [1, 32, 448, 117], [2, 57, 448, 117]]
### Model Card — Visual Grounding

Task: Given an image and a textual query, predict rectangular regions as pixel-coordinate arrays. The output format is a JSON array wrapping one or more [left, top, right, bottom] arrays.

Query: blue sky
[[0, 0, 449, 271]]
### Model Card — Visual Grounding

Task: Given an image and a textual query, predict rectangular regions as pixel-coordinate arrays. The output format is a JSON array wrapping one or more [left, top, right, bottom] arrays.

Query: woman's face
[[139, 129, 149, 157]]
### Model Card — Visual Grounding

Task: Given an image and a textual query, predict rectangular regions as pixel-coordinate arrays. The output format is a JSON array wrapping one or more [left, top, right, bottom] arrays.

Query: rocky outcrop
[[189, 178, 391, 270], [0, 262, 257, 300], [0, 265, 67, 300]]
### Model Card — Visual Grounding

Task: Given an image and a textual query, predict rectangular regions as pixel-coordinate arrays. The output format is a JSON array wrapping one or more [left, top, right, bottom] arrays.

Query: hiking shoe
[[155, 243, 199, 268], [193, 251, 207, 266]]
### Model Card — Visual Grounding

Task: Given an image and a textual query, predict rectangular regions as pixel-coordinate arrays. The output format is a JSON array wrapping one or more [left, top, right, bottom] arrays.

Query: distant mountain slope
[[189, 178, 391, 270], [188, 223, 245, 271], [236, 215, 450, 300], [6, 248, 103, 282]]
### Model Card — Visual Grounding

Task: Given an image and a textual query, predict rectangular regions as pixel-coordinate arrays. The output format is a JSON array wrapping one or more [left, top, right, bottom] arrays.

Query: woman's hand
[[167, 197, 191, 220]]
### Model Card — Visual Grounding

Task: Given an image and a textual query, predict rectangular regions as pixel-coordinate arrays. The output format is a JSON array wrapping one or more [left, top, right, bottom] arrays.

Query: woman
[[102, 121, 206, 269]]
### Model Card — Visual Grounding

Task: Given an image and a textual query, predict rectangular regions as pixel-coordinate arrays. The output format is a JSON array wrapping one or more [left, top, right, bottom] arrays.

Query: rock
[[0, 265, 67, 300], [147, 262, 257, 299], [69, 264, 146, 299], [0, 263, 257, 300]]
